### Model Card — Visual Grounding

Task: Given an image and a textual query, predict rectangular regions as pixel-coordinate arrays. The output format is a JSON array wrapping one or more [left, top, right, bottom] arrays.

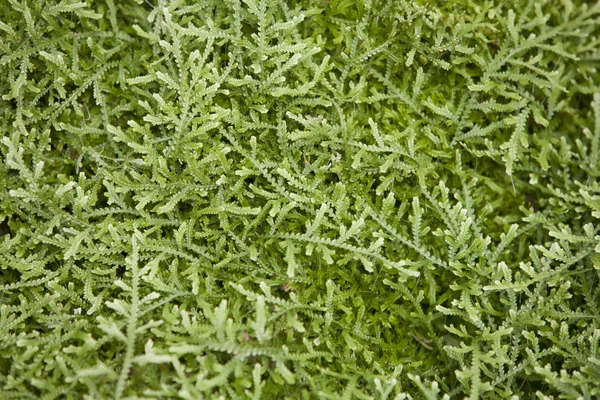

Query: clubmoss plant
[[1, 0, 600, 398]]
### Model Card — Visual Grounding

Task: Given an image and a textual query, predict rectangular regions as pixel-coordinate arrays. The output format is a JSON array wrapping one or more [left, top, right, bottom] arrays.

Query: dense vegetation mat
[[1, 0, 600, 398]]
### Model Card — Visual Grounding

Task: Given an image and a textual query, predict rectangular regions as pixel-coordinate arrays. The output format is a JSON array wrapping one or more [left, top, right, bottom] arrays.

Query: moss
[[1, 0, 600, 398]]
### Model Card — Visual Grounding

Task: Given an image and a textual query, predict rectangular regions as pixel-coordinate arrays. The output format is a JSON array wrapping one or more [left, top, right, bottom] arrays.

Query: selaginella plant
[[1, 0, 599, 398]]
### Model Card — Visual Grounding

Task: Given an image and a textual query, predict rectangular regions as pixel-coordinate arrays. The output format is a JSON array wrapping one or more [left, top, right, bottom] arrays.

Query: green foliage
[[1, 0, 599, 398]]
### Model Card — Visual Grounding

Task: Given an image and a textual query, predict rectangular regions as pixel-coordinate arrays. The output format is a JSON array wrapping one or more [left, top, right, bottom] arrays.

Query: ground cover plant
[[1, 0, 600, 398]]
